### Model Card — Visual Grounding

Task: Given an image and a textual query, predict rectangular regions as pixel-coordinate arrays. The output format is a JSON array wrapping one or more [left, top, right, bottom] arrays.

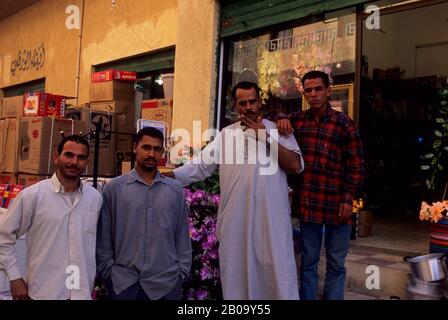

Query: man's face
[[235, 87, 262, 121], [134, 135, 164, 172], [55, 141, 89, 179], [303, 77, 331, 110]]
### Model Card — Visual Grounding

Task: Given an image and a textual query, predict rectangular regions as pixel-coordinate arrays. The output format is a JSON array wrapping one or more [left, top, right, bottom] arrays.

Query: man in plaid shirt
[[277, 70, 364, 300]]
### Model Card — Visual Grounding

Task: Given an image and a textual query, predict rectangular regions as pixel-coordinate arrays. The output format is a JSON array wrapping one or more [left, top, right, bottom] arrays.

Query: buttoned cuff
[[7, 265, 22, 281]]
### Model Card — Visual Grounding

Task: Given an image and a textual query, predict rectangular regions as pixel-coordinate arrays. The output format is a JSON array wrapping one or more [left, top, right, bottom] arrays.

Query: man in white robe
[[166, 81, 304, 299]]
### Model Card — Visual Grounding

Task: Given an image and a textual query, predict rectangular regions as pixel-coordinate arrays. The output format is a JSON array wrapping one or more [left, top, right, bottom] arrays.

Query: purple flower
[[202, 233, 217, 250], [191, 190, 207, 203], [196, 288, 209, 300], [184, 189, 194, 203], [200, 265, 213, 280], [198, 224, 207, 235], [190, 227, 202, 241], [208, 249, 219, 259], [210, 194, 220, 205], [203, 216, 215, 227]]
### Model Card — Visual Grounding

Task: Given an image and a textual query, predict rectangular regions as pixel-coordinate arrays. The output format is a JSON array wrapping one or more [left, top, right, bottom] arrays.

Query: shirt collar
[[126, 168, 166, 187], [51, 173, 84, 194], [305, 103, 334, 119]]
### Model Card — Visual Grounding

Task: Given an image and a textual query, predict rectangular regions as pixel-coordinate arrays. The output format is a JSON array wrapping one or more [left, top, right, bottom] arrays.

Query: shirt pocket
[[79, 209, 99, 261]]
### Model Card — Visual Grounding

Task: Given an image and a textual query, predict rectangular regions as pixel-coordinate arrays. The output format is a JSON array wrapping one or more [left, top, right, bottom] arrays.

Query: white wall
[[363, 1, 448, 79]]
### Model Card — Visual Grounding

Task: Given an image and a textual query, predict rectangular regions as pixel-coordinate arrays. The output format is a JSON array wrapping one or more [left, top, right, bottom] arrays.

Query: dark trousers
[[107, 276, 184, 300]]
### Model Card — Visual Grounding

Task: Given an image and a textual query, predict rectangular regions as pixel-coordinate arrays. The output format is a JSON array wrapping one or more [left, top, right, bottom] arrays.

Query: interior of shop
[[358, 1, 448, 254]]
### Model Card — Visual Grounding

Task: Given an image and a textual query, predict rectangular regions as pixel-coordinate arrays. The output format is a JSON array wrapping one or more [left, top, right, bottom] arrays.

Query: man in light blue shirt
[[0, 135, 102, 300], [96, 127, 191, 300]]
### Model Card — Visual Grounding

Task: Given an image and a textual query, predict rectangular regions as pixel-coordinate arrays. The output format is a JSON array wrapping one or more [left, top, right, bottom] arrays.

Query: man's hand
[[276, 119, 293, 137], [10, 278, 29, 300], [240, 115, 266, 140], [161, 171, 175, 179], [338, 203, 353, 222]]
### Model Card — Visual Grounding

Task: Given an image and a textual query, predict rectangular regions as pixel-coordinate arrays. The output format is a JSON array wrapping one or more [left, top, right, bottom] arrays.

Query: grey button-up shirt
[[96, 169, 192, 299]]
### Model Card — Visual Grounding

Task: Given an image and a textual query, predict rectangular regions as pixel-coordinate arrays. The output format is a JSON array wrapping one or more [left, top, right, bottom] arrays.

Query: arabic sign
[[10, 43, 45, 76]]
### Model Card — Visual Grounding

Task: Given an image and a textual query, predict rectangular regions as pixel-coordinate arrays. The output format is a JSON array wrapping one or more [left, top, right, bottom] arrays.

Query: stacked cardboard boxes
[[66, 105, 117, 176], [1, 96, 24, 118], [18, 117, 86, 175], [90, 70, 137, 172]]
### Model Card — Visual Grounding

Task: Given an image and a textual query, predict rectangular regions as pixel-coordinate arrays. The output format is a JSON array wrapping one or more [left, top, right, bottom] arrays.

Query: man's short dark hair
[[301, 70, 330, 88], [231, 81, 261, 101], [57, 135, 90, 156], [135, 127, 164, 145]]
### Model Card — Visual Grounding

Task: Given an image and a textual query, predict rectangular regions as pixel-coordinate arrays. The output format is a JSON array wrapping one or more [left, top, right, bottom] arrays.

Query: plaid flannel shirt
[[290, 106, 364, 225]]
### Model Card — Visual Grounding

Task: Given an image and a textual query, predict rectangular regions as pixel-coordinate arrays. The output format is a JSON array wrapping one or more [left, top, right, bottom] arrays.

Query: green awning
[[2, 78, 45, 97], [94, 47, 175, 73], [221, 0, 374, 37]]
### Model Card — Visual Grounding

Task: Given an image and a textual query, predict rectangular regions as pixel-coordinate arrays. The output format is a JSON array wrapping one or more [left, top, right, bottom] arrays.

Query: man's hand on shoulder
[[10, 278, 29, 300], [276, 118, 293, 137]]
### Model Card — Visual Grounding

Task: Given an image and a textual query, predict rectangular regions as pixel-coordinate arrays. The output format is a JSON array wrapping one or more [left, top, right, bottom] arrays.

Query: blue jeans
[[299, 221, 351, 300]]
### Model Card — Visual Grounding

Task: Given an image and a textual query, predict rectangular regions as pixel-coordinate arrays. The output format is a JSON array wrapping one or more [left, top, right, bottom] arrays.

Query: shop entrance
[[358, 1, 448, 253]]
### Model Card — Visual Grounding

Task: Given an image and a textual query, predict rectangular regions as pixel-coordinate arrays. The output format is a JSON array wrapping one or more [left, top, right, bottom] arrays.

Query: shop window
[[221, 8, 356, 127], [2, 78, 45, 97], [135, 69, 174, 100]]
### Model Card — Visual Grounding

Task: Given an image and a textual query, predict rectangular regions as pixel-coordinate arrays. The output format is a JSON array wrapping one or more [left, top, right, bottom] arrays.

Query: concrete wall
[[0, 0, 80, 95], [0, 0, 220, 136], [172, 0, 220, 137]]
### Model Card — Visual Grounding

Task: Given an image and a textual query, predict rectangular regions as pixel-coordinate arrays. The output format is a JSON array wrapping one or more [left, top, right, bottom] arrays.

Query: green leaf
[[426, 179, 433, 189], [436, 118, 446, 123], [438, 164, 444, 171], [433, 140, 441, 148], [434, 130, 443, 137], [444, 146, 448, 152], [425, 153, 435, 159], [420, 165, 430, 170]]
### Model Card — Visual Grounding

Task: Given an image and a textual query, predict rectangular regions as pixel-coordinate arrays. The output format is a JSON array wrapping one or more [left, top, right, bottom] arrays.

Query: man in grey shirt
[[96, 127, 192, 300]]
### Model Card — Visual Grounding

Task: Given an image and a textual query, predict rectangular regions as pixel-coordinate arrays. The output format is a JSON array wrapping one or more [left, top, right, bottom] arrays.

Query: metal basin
[[404, 253, 448, 282], [407, 276, 445, 296]]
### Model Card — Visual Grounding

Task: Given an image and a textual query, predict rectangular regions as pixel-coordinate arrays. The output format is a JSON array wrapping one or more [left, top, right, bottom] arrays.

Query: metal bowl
[[404, 253, 448, 282]]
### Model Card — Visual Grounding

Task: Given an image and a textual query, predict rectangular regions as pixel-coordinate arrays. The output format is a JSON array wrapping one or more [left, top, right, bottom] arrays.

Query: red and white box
[[24, 93, 66, 118], [91, 70, 137, 83]]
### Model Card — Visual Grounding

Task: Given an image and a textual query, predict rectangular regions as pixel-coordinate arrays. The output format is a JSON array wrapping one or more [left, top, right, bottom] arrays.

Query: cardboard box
[[86, 112, 117, 176], [17, 174, 49, 188], [141, 99, 173, 129], [24, 93, 66, 118], [121, 161, 132, 175], [1, 96, 24, 118], [116, 134, 134, 152], [116, 151, 133, 175], [18, 117, 86, 175], [65, 107, 90, 122], [90, 81, 135, 102], [0, 118, 20, 173], [91, 70, 137, 83], [90, 100, 134, 114], [357, 210, 373, 237], [0, 173, 17, 185]]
